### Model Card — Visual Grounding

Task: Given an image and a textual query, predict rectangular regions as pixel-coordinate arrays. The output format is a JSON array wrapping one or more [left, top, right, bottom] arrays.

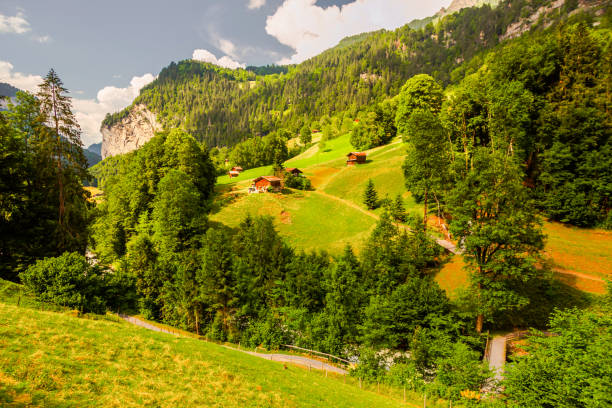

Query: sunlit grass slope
[[210, 190, 376, 254], [0, 300, 409, 408], [212, 136, 611, 293]]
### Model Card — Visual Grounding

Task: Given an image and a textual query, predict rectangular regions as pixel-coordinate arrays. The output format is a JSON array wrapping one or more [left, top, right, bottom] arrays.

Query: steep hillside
[[0, 300, 411, 408], [100, 0, 606, 154]]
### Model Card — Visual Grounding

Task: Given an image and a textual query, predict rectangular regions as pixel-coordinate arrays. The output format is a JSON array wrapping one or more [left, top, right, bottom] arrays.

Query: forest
[[1, 0, 611, 406]]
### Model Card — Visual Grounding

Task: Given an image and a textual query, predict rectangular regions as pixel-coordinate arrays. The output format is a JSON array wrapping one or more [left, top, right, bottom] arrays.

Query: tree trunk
[[195, 308, 200, 336], [52, 85, 65, 236], [476, 275, 483, 333], [423, 189, 428, 232]]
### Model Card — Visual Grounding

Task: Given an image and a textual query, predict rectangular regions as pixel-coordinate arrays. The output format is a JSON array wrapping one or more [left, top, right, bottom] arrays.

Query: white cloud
[[0, 61, 42, 92], [34, 35, 51, 43], [192, 49, 245, 70], [0, 60, 154, 145], [265, 0, 448, 64], [74, 73, 156, 146], [0, 11, 30, 34], [218, 38, 237, 57], [248, 0, 266, 10]]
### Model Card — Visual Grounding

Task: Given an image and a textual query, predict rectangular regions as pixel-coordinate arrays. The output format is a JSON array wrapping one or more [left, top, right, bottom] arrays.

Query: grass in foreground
[[0, 302, 415, 408]]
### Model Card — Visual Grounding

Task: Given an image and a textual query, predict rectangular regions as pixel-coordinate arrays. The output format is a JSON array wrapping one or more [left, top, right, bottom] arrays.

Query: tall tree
[[447, 149, 544, 332], [402, 109, 450, 231], [37, 69, 89, 249]]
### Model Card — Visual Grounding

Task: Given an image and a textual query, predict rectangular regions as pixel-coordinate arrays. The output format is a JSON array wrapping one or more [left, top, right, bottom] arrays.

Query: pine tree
[[392, 194, 407, 223], [37, 69, 89, 248], [363, 178, 378, 210]]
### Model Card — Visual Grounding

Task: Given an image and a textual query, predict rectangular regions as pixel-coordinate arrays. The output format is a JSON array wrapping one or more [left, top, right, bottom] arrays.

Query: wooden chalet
[[228, 170, 240, 178], [249, 176, 282, 193], [285, 168, 303, 176], [346, 152, 367, 166], [231, 166, 244, 172]]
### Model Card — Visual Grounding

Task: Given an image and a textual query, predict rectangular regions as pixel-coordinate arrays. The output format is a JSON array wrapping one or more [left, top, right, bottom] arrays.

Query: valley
[[1, 0, 610, 406]]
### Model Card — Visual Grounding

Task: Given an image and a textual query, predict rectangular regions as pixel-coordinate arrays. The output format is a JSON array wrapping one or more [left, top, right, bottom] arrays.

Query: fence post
[[377, 382, 379, 393], [423, 392, 426, 408], [403, 385, 406, 402], [359, 378, 362, 389]]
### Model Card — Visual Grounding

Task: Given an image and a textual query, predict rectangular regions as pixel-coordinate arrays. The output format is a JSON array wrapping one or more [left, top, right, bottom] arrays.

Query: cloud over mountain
[[265, 0, 447, 64], [192, 49, 246, 70]]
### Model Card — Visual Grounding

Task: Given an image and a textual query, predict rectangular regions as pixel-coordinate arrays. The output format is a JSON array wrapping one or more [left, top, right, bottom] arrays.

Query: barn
[[285, 168, 303, 176], [249, 176, 282, 193], [346, 152, 367, 166]]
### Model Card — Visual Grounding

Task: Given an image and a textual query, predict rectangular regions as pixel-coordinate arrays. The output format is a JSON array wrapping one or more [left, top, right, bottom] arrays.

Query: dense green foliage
[[504, 307, 612, 407], [0, 73, 90, 282], [443, 22, 611, 227], [91, 129, 216, 265], [19, 252, 135, 314]]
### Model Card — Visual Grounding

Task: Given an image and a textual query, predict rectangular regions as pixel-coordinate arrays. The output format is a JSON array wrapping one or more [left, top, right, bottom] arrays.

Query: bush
[[285, 174, 311, 190], [19, 252, 108, 313]]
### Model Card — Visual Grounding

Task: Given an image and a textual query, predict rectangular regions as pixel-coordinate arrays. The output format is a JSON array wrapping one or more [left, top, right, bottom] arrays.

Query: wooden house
[[231, 166, 244, 172], [228, 170, 240, 178], [346, 152, 367, 166], [285, 168, 303, 176], [249, 176, 282, 193]]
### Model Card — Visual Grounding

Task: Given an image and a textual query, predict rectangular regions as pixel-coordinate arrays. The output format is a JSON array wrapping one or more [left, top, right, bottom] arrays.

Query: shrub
[[19, 252, 113, 314]]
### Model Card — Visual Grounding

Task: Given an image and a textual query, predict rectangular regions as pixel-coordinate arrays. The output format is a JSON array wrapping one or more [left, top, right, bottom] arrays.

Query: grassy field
[[1, 277, 451, 408], [212, 136, 610, 294], [210, 190, 377, 254], [544, 222, 612, 281]]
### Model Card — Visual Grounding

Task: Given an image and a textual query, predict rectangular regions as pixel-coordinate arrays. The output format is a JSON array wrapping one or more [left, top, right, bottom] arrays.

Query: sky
[[0, 0, 450, 146]]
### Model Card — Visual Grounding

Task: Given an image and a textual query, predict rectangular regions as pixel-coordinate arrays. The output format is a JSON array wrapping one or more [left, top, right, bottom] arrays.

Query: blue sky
[[0, 0, 450, 145]]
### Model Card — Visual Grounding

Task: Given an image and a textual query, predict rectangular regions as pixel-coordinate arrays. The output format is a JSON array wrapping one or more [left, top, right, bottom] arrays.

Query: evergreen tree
[[363, 178, 378, 210], [391, 194, 407, 223], [37, 69, 89, 249]]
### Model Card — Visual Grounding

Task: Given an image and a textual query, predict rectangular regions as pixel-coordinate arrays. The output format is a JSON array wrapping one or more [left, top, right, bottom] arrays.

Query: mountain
[[99, 0, 606, 158], [87, 142, 102, 156], [0, 82, 20, 111], [84, 149, 102, 167]]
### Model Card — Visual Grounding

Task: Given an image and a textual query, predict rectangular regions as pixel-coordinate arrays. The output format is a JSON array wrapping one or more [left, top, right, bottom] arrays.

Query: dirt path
[[119, 314, 348, 374], [312, 190, 461, 255], [553, 268, 605, 282]]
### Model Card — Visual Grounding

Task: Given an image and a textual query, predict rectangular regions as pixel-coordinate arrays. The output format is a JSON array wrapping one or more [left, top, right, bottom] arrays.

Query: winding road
[[118, 314, 348, 375]]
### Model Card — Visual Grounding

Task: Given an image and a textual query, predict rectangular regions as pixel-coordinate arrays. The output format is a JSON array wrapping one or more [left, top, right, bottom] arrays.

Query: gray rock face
[[100, 104, 162, 159]]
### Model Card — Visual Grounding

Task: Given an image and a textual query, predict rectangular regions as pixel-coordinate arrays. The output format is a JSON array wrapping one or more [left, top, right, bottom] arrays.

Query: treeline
[[0, 71, 90, 281], [103, 0, 597, 148]]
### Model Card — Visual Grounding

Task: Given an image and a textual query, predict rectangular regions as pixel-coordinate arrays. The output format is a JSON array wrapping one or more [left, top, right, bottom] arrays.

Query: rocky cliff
[[100, 104, 162, 159]]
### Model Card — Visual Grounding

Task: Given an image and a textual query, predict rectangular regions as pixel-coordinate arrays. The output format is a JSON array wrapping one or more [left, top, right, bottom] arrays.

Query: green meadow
[[0, 279, 433, 408]]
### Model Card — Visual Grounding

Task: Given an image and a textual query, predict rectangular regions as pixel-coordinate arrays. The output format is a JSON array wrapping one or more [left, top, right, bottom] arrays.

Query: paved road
[[119, 314, 348, 375], [118, 314, 179, 336], [223, 346, 348, 375]]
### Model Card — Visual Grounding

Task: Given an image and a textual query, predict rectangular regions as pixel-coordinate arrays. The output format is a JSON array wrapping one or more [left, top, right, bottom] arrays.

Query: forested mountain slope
[[101, 0, 606, 149]]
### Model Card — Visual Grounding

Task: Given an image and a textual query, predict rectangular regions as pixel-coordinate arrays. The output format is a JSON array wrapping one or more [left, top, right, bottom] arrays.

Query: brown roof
[[286, 168, 302, 173], [347, 152, 367, 157], [254, 176, 282, 182]]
